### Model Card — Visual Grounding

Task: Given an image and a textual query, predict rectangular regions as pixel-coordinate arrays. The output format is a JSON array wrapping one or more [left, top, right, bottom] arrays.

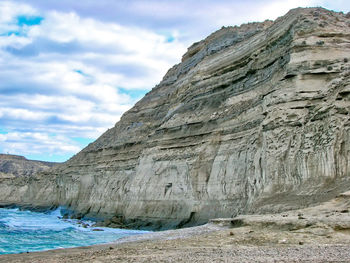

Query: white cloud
[[0, 107, 48, 121], [28, 11, 186, 89], [0, 1, 187, 160], [0, 132, 81, 156], [258, 0, 320, 20], [0, 1, 37, 24]]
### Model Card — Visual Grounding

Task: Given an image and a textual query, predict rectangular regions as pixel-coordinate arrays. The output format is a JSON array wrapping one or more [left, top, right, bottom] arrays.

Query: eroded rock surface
[[0, 154, 57, 178], [1, 7, 350, 229]]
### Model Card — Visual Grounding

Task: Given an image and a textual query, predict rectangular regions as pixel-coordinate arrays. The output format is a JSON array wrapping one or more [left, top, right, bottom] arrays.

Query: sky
[[0, 0, 349, 162]]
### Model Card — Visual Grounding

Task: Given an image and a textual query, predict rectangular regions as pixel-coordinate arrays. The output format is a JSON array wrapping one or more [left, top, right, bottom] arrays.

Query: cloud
[[0, 1, 186, 161], [0, 131, 81, 158], [16, 0, 350, 44]]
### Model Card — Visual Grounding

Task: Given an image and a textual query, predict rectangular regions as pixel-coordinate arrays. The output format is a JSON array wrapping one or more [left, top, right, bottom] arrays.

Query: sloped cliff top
[[0, 154, 58, 178], [73, 7, 349, 154]]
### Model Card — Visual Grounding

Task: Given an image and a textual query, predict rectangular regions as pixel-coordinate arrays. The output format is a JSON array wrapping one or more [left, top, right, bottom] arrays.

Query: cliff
[[0, 154, 57, 178], [1, 7, 350, 229]]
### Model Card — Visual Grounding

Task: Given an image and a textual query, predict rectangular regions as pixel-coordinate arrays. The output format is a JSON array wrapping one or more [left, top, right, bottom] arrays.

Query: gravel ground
[[2, 224, 350, 263]]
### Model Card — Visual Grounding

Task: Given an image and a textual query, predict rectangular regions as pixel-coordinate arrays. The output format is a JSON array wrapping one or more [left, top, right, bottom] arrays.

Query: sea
[[0, 207, 148, 255]]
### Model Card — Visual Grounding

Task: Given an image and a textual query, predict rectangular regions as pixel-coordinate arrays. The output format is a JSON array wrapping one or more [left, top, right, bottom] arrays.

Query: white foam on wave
[[2, 208, 73, 231], [0, 207, 150, 255], [2, 207, 149, 233]]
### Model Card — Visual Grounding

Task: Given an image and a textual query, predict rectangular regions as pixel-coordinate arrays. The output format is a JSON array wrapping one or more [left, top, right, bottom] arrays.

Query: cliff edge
[[0, 154, 57, 178]]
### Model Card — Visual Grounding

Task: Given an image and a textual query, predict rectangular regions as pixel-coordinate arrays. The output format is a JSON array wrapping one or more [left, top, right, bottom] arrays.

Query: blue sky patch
[[74, 69, 85, 75], [157, 31, 176, 43], [17, 15, 44, 26], [46, 116, 68, 125], [72, 137, 94, 147], [0, 16, 44, 37], [0, 31, 21, 37], [119, 87, 148, 100], [25, 153, 69, 163], [74, 69, 92, 78], [166, 35, 175, 43], [0, 128, 8, 134]]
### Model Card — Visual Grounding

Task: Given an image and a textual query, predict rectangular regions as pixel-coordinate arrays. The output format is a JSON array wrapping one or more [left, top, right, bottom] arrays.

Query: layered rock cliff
[[0, 154, 57, 178], [1, 7, 350, 229]]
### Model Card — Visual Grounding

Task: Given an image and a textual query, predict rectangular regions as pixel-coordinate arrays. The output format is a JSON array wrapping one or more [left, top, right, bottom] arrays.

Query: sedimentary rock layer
[[0, 154, 57, 178], [1, 7, 350, 229]]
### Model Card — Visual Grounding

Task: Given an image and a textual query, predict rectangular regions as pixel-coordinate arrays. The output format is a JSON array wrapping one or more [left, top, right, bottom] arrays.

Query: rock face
[[0, 154, 57, 178], [1, 7, 350, 229]]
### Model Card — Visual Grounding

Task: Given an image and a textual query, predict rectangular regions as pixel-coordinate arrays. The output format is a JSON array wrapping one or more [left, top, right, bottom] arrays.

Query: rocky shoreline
[[2, 193, 350, 262]]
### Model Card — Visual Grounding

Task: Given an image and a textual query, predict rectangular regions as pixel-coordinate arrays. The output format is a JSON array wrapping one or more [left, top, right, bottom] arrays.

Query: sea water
[[0, 208, 148, 255]]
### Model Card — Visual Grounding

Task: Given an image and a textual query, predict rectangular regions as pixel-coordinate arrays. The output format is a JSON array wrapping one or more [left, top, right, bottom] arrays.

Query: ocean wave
[[0, 208, 149, 255]]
